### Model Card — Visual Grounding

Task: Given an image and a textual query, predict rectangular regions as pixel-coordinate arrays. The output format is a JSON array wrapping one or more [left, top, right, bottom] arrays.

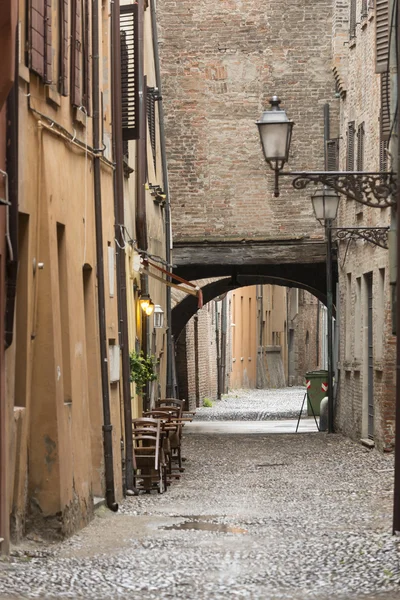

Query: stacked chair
[[132, 399, 196, 494]]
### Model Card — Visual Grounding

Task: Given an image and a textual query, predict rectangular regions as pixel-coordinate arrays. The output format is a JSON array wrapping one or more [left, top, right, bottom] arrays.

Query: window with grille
[[120, 4, 140, 141], [349, 0, 357, 38], [357, 123, 365, 171], [347, 122, 355, 170]]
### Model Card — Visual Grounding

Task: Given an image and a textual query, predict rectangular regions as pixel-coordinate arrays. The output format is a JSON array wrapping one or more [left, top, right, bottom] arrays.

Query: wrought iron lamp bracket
[[331, 227, 390, 249], [278, 171, 397, 208]]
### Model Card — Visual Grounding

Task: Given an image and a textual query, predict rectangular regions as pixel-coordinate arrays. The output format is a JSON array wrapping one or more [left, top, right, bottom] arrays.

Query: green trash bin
[[305, 370, 329, 417]]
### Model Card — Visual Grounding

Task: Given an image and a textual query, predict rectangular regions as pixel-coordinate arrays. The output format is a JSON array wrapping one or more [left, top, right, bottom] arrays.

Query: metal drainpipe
[[392, 0, 400, 535], [220, 295, 227, 394], [92, 0, 117, 512], [215, 302, 221, 399], [150, 0, 174, 397], [136, 0, 147, 252], [5, 41, 18, 349], [110, 0, 134, 494]]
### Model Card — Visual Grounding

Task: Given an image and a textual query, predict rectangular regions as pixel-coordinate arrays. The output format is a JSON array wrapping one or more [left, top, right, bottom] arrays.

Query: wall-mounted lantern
[[154, 305, 164, 328]]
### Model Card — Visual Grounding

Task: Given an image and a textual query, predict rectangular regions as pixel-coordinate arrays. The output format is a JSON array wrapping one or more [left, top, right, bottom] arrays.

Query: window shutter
[[357, 123, 365, 170], [71, 0, 82, 107], [60, 0, 68, 95], [147, 87, 156, 170], [380, 72, 390, 141], [376, 0, 389, 73], [30, 0, 45, 77], [361, 0, 368, 18], [120, 4, 139, 141], [350, 0, 357, 38], [82, 0, 91, 114], [347, 122, 355, 170], [380, 140, 388, 171], [44, 0, 52, 82], [326, 139, 339, 171]]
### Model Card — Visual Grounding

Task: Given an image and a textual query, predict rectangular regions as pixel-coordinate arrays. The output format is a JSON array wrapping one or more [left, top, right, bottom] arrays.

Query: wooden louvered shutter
[[44, 0, 52, 82], [30, 0, 45, 77], [380, 73, 390, 171], [326, 139, 339, 171], [147, 87, 156, 170], [380, 72, 390, 141], [120, 4, 139, 140], [376, 0, 389, 73], [361, 0, 368, 18], [357, 123, 365, 170], [347, 122, 355, 170], [60, 0, 68, 95], [82, 0, 91, 114], [71, 0, 82, 106], [349, 0, 357, 38]]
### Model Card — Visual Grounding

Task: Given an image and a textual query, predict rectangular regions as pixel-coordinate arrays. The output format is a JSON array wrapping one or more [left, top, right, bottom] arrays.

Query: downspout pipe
[[111, 0, 134, 493], [92, 0, 118, 512], [5, 36, 18, 349], [150, 0, 174, 396], [136, 0, 147, 252]]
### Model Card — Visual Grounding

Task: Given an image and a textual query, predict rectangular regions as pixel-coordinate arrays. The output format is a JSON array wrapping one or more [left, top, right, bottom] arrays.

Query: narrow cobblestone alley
[[1, 389, 400, 600]]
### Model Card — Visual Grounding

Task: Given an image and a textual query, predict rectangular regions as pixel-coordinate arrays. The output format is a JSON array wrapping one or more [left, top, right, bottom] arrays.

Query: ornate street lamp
[[257, 97, 397, 206], [256, 96, 293, 197], [311, 186, 340, 222]]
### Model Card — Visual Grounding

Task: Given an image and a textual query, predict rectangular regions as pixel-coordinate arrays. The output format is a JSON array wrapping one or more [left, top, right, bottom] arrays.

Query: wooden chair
[[156, 398, 196, 421], [132, 418, 167, 493], [143, 408, 182, 477]]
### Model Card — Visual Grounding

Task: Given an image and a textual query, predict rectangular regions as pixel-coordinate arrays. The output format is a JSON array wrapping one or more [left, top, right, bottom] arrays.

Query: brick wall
[[288, 290, 324, 385], [158, 0, 336, 243], [176, 302, 218, 409], [334, 0, 395, 450]]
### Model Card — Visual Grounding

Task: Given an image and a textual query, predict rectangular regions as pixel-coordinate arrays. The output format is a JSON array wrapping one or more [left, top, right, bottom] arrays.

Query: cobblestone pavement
[[195, 387, 308, 420], [1, 389, 400, 599]]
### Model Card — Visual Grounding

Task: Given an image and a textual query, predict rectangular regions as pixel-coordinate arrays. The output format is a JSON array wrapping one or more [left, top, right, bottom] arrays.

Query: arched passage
[[172, 274, 334, 340]]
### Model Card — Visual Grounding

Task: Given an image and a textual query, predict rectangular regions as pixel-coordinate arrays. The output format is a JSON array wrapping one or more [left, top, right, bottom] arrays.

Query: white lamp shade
[[154, 305, 164, 328], [311, 186, 340, 221], [257, 121, 293, 162], [256, 96, 293, 165]]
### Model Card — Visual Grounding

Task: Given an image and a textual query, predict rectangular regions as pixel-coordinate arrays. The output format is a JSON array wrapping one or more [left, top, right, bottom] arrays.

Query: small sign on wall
[[109, 344, 120, 383]]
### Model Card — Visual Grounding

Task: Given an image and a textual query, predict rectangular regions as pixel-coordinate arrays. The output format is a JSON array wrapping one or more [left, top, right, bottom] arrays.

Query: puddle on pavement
[[162, 516, 247, 534]]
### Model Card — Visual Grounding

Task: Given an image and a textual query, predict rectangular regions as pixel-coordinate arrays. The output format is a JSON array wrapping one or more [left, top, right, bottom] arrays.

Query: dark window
[[376, 0, 389, 73], [120, 4, 140, 141], [347, 122, 355, 170], [357, 123, 365, 171], [350, 0, 357, 38]]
